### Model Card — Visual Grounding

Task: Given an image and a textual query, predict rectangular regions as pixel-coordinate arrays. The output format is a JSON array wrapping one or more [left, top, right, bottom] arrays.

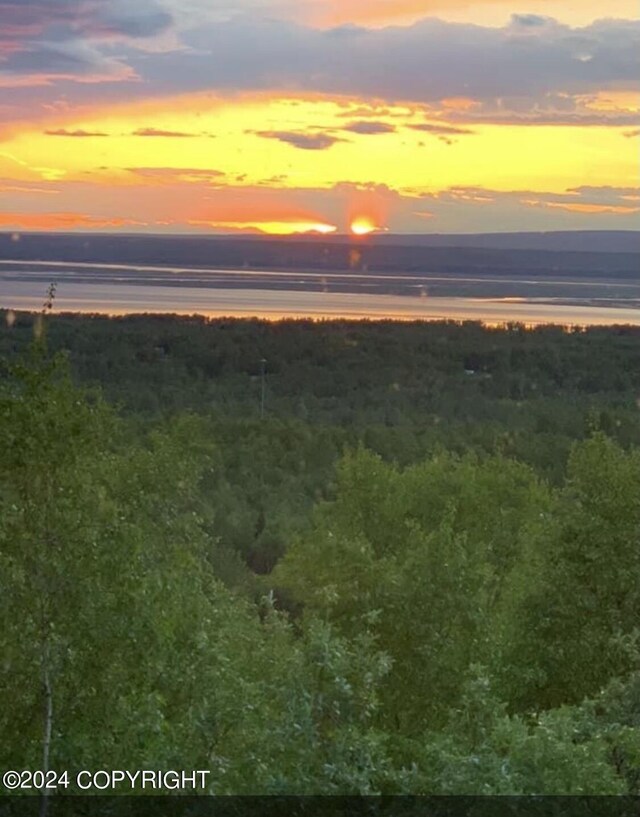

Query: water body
[[1, 261, 639, 326]]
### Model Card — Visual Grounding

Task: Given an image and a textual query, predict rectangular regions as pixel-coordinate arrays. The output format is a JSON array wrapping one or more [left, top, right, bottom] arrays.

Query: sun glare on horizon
[[190, 220, 338, 235], [350, 217, 380, 236]]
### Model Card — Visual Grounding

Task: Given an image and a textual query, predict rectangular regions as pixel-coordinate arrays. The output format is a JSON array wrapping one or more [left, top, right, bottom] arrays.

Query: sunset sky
[[0, 0, 638, 235]]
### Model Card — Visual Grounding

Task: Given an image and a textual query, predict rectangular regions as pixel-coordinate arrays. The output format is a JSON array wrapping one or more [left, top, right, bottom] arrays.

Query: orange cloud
[[441, 97, 479, 112], [304, 0, 452, 26], [126, 167, 226, 184], [44, 128, 109, 137], [132, 127, 210, 138], [0, 64, 135, 89], [302, 0, 639, 27], [0, 212, 147, 230], [522, 200, 640, 215]]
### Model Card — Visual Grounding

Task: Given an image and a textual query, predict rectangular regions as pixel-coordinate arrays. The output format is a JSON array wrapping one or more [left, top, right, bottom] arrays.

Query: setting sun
[[350, 217, 379, 236]]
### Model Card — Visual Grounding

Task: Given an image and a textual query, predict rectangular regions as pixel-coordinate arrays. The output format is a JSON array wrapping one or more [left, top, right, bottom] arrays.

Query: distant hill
[[368, 231, 640, 254], [0, 231, 638, 279]]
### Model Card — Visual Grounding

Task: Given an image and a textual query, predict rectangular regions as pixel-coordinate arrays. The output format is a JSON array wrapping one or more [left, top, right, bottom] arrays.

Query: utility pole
[[260, 358, 267, 419]]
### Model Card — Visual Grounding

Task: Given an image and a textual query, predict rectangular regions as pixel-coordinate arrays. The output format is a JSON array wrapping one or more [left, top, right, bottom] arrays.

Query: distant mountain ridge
[[365, 231, 640, 254], [2, 230, 639, 254], [0, 231, 638, 279]]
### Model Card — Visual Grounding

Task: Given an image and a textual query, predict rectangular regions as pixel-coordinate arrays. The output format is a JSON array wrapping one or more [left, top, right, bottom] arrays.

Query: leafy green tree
[[275, 448, 549, 732], [499, 434, 640, 711], [0, 348, 237, 772], [413, 668, 629, 794], [0, 346, 400, 793]]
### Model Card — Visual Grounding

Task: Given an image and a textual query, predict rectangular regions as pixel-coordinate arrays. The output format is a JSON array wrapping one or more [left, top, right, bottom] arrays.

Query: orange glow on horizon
[[0, 212, 146, 230], [350, 217, 380, 235], [190, 219, 338, 235]]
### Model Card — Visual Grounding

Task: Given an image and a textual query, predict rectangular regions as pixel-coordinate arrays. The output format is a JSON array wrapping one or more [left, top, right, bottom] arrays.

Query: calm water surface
[[2, 261, 639, 326]]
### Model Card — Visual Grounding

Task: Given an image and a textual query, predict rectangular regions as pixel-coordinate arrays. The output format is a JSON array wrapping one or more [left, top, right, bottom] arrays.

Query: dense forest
[[1, 309, 640, 795]]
